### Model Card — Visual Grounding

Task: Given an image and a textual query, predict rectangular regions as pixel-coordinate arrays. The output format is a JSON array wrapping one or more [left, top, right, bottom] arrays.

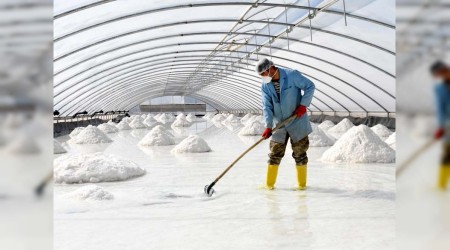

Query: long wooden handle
[[396, 138, 437, 177], [213, 115, 297, 183]]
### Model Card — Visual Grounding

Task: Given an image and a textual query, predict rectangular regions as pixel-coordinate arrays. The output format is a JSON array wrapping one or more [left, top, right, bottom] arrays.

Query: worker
[[256, 58, 315, 190], [431, 60, 450, 190]]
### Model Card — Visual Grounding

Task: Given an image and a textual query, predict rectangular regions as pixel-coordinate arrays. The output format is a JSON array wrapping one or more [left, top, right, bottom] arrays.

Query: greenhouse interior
[[1, 0, 400, 249]]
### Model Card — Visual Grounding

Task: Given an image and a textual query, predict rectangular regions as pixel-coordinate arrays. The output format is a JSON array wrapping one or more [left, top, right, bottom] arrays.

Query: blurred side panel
[[0, 0, 53, 250], [397, 1, 450, 250]]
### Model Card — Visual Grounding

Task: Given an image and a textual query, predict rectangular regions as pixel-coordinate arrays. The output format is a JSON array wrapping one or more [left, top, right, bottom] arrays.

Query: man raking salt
[[256, 58, 315, 190]]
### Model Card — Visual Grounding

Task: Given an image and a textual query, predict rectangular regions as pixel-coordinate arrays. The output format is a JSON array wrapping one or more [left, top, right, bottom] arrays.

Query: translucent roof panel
[[54, 0, 395, 116]]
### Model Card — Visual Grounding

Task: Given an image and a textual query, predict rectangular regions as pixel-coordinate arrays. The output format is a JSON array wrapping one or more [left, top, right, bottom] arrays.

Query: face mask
[[261, 69, 276, 84], [261, 75, 272, 83]]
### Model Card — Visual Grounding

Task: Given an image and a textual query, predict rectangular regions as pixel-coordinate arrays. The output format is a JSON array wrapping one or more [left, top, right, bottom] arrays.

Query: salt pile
[[171, 135, 211, 153], [138, 125, 175, 146], [321, 125, 395, 163], [328, 118, 354, 133], [54, 153, 145, 183], [158, 113, 175, 123], [244, 115, 264, 126], [212, 114, 226, 123], [68, 125, 112, 144], [309, 125, 335, 147], [6, 135, 41, 154], [141, 114, 147, 119], [176, 113, 186, 119], [222, 114, 240, 124], [172, 116, 192, 127], [203, 113, 215, 120], [69, 127, 85, 138], [240, 113, 254, 124], [318, 120, 335, 131], [97, 123, 119, 134], [186, 113, 197, 122], [385, 132, 396, 150], [371, 124, 393, 139], [129, 117, 147, 129], [116, 120, 132, 130], [239, 120, 265, 136], [54, 139, 67, 154], [62, 185, 114, 201], [143, 116, 158, 126]]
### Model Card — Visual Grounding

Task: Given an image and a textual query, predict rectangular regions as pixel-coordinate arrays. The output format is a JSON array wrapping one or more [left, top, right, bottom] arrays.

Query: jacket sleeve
[[292, 70, 315, 107], [261, 85, 274, 128], [435, 85, 445, 128]]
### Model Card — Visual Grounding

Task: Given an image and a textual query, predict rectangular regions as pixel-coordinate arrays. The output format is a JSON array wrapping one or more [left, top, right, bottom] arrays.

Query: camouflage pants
[[268, 135, 309, 165], [442, 143, 450, 165]]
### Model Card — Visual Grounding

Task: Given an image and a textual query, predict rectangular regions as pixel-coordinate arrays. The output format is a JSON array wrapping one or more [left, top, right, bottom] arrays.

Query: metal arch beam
[[60, 65, 343, 116], [56, 67, 264, 113], [53, 1, 395, 29], [54, 43, 393, 109], [85, 58, 349, 113], [78, 73, 263, 115], [54, 18, 395, 61], [62, 73, 263, 115], [58, 60, 355, 116], [118, 85, 323, 114], [108, 84, 256, 113], [129, 91, 229, 112], [55, 31, 394, 78], [57, 54, 373, 114], [119, 86, 322, 112], [54, 41, 393, 100], [69, 67, 342, 117]]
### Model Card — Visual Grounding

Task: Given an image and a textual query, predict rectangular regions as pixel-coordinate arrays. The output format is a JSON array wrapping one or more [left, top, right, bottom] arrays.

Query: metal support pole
[[343, 0, 348, 26], [267, 18, 272, 59], [285, 6, 290, 50], [308, 0, 313, 41]]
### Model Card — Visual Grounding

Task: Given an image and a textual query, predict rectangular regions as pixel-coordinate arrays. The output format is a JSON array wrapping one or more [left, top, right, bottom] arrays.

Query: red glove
[[435, 128, 445, 139], [262, 128, 272, 139], [294, 105, 307, 117]]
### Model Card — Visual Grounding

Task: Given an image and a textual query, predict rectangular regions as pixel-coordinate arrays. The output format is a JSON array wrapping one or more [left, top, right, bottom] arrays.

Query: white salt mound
[[328, 118, 354, 133], [222, 114, 240, 124], [129, 118, 147, 129], [68, 125, 112, 144], [138, 126, 175, 146], [212, 114, 226, 123], [62, 185, 114, 201], [321, 125, 395, 163], [244, 115, 264, 126], [240, 113, 254, 124], [6, 135, 40, 154], [385, 132, 396, 150], [318, 120, 335, 131], [116, 120, 132, 130], [97, 123, 119, 134], [143, 116, 157, 126], [371, 124, 393, 139], [54, 153, 145, 184], [172, 117, 191, 127], [186, 113, 197, 122], [239, 120, 265, 136], [171, 135, 211, 153], [54, 139, 67, 154], [69, 127, 85, 138], [309, 125, 335, 147]]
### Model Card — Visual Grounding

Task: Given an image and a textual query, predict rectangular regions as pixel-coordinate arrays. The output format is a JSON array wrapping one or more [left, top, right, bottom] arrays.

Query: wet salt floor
[[54, 120, 395, 250]]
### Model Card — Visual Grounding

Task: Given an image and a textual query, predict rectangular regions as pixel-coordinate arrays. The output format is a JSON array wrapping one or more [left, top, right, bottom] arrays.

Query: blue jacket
[[261, 67, 315, 143], [434, 83, 450, 129]]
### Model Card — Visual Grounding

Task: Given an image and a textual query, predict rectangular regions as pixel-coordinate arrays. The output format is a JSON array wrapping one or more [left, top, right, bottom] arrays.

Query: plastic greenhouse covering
[[53, 0, 395, 116]]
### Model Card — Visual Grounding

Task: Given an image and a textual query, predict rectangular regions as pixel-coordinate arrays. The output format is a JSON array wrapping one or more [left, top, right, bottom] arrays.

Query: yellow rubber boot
[[438, 165, 450, 190], [265, 164, 279, 190], [296, 165, 307, 190]]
